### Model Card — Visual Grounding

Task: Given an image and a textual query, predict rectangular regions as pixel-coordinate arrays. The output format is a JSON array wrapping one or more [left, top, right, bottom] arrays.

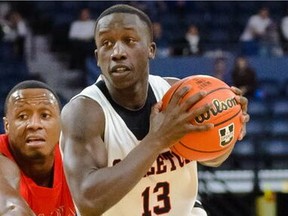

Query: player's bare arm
[[0, 155, 35, 215]]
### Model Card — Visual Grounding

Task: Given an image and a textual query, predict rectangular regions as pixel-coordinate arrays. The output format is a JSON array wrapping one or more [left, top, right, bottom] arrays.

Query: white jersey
[[76, 75, 198, 216]]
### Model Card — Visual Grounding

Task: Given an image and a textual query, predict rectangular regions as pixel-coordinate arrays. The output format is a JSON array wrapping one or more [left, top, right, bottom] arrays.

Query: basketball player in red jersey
[[0, 80, 75, 215], [61, 4, 249, 216]]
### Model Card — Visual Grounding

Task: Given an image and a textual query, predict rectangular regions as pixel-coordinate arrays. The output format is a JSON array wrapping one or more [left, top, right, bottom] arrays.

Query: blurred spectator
[[68, 8, 95, 72], [231, 56, 258, 98], [0, 2, 11, 21], [172, 24, 203, 56], [280, 8, 288, 54], [127, 1, 149, 13], [212, 57, 231, 85], [261, 21, 283, 57], [128, 1, 168, 20], [0, 25, 3, 41], [168, 0, 190, 18], [1, 10, 28, 60], [185, 24, 203, 56], [239, 7, 272, 56], [151, 1, 168, 20], [152, 22, 171, 58], [126, 1, 168, 21]]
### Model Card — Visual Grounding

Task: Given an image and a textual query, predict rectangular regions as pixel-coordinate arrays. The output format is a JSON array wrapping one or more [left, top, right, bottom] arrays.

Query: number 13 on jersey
[[142, 182, 171, 216]]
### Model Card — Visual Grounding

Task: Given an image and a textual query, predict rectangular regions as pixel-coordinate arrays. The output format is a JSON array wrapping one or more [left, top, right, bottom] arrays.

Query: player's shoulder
[[163, 76, 180, 86], [0, 154, 18, 169], [61, 95, 103, 123], [65, 95, 101, 110], [0, 154, 20, 187], [61, 95, 105, 140]]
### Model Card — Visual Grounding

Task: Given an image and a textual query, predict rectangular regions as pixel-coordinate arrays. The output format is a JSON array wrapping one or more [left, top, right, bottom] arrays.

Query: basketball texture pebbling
[[162, 75, 243, 162]]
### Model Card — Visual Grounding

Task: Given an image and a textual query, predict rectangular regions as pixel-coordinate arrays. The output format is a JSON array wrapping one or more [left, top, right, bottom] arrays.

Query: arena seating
[[1, 2, 288, 215]]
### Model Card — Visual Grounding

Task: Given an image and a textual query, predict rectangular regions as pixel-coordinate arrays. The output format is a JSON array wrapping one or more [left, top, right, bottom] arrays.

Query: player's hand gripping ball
[[162, 75, 243, 162]]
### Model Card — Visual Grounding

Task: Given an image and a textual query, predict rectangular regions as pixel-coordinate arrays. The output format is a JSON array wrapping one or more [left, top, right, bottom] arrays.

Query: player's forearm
[[75, 136, 163, 215], [0, 206, 35, 216], [0, 193, 35, 216]]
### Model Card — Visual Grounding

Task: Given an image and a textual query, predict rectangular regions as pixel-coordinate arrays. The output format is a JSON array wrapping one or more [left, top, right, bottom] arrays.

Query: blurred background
[[1, 1, 288, 215]]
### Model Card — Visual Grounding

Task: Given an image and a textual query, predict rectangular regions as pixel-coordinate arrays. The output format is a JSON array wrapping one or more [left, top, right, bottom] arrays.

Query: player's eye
[[126, 38, 136, 44], [103, 40, 113, 47], [18, 114, 28, 120], [41, 113, 51, 119]]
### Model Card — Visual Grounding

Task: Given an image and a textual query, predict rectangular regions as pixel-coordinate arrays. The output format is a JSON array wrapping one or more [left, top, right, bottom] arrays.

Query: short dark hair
[[4, 80, 61, 116], [95, 4, 153, 41]]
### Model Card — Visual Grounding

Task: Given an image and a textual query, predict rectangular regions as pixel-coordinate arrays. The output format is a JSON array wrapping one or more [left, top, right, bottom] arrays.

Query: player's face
[[3, 88, 61, 160], [95, 13, 156, 89]]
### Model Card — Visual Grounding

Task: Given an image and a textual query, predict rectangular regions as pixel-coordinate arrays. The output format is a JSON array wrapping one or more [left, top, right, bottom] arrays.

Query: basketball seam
[[177, 141, 229, 153], [206, 87, 231, 95], [214, 108, 242, 127]]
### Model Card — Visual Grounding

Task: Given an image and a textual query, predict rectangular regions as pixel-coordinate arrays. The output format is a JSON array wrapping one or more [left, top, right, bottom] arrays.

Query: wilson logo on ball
[[195, 97, 238, 124]]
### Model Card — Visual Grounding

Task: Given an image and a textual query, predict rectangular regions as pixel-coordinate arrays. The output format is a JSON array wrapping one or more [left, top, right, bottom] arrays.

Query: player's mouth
[[26, 136, 46, 147], [110, 65, 131, 77]]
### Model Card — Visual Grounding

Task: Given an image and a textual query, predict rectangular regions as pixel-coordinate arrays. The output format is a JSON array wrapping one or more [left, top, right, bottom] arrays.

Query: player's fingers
[[230, 86, 243, 95], [240, 96, 248, 114], [241, 112, 250, 123], [184, 104, 215, 132], [168, 85, 190, 106], [238, 111, 249, 140], [152, 101, 162, 114], [238, 122, 247, 140], [188, 123, 214, 132], [189, 102, 212, 119], [231, 86, 249, 119], [231, 86, 247, 110], [180, 90, 207, 112]]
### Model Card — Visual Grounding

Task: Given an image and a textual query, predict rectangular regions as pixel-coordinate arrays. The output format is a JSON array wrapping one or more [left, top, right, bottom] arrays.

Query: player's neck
[[17, 156, 55, 187], [110, 85, 148, 111]]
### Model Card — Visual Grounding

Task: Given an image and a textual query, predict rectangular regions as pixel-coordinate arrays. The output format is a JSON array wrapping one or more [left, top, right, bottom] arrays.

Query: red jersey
[[0, 134, 75, 216]]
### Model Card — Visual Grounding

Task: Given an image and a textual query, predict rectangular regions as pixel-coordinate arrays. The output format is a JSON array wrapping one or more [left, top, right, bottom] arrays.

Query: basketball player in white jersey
[[60, 4, 249, 216]]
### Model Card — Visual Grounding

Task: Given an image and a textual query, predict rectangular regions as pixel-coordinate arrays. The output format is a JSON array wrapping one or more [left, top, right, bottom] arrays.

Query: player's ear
[[148, 42, 156, 59], [3, 117, 9, 133]]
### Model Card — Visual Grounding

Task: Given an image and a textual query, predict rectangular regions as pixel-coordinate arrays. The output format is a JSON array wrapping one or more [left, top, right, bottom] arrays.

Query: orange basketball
[[162, 75, 243, 162]]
